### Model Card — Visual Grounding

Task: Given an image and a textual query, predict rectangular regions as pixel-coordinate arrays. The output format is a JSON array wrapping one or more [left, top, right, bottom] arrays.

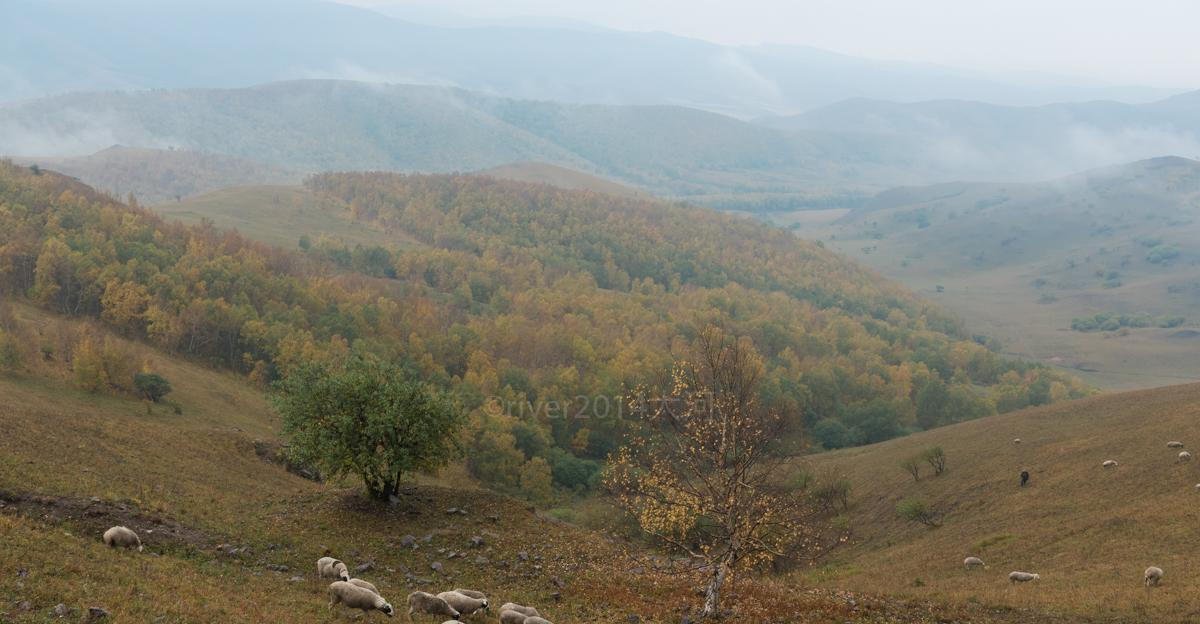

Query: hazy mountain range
[[2, 0, 1183, 117], [759, 91, 1200, 181], [5, 79, 1200, 209]]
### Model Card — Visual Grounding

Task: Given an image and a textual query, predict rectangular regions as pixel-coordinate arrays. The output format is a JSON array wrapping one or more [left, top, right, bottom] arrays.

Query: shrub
[[811, 478, 852, 511], [1146, 244, 1180, 265], [901, 457, 921, 482], [896, 498, 940, 527], [0, 330, 22, 373], [519, 456, 554, 504], [133, 372, 172, 403], [72, 334, 137, 394], [546, 448, 601, 492], [922, 446, 947, 475]]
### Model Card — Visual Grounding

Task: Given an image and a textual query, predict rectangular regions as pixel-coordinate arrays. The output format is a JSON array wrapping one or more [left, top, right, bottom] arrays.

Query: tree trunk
[[701, 557, 731, 619]]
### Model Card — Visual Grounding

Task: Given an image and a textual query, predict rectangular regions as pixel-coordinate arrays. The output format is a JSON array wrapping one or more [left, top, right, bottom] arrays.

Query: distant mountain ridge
[[0, 80, 891, 207], [760, 92, 1200, 180], [5, 80, 1200, 209], [1, 0, 1183, 115]]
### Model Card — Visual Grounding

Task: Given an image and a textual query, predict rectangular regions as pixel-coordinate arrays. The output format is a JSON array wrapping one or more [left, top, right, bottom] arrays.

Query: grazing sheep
[[102, 526, 143, 552], [1020, 470, 1030, 487], [452, 588, 487, 601], [1008, 571, 1040, 583], [437, 591, 488, 616], [1013, 438, 1022, 444], [329, 581, 394, 618], [407, 591, 460, 621], [500, 603, 540, 618], [963, 556, 985, 570], [348, 578, 380, 595], [499, 611, 528, 624], [317, 557, 350, 582], [1145, 566, 1164, 587], [1179, 451, 1193, 463], [1102, 460, 1118, 468], [1168, 441, 1184, 448]]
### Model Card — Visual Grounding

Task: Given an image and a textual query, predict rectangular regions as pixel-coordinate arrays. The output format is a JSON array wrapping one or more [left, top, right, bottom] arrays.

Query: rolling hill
[[0, 161, 1111, 623], [0, 80, 878, 208], [476, 162, 648, 199], [2, 0, 1180, 115], [802, 381, 1200, 623], [787, 157, 1200, 389], [0, 301, 1109, 624], [14, 145, 299, 203]]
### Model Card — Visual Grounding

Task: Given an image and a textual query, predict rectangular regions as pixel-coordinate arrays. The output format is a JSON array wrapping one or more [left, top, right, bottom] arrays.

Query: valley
[[3, 3, 1199, 621], [787, 157, 1200, 390]]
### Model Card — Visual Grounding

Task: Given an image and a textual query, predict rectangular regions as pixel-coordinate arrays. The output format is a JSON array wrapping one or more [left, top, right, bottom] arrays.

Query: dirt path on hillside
[[0, 490, 224, 555]]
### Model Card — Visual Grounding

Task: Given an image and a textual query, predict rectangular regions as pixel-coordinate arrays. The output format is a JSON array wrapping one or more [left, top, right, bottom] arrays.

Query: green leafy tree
[[274, 355, 464, 501], [133, 372, 173, 403]]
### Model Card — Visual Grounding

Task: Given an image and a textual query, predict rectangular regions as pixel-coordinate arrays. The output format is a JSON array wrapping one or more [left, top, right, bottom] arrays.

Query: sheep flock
[[90, 433, 1193, 617], [98, 525, 554, 621], [952, 436, 1194, 591]]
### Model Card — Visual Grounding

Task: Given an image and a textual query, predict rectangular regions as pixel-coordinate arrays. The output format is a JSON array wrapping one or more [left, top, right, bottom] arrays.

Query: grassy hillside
[[0, 160, 1092, 507], [155, 185, 399, 250], [0, 302, 1092, 623], [801, 381, 1200, 622], [787, 157, 1200, 389], [15, 146, 299, 203], [476, 162, 648, 199]]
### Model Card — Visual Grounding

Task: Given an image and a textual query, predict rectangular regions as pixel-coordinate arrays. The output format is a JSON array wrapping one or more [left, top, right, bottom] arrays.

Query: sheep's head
[[339, 571, 350, 581], [1033, 574, 1040, 580], [380, 602, 395, 617], [481, 599, 489, 610]]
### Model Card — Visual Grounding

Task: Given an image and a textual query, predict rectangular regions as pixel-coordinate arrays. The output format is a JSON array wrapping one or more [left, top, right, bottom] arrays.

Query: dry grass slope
[[0, 306, 1073, 623], [803, 382, 1200, 622]]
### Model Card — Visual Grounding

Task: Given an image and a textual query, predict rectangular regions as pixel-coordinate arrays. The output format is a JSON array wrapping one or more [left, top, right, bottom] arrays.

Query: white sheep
[[1008, 571, 1040, 583], [317, 556, 350, 582], [1102, 460, 1118, 468], [348, 578, 379, 594], [437, 591, 489, 616], [452, 588, 487, 601], [1179, 451, 1193, 463], [1145, 566, 1164, 587], [102, 526, 143, 552], [499, 611, 529, 624], [963, 556, 985, 570], [1167, 441, 1184, 448], [500, 603, 540, 618], [1013, 438, 1022, 444], [407, 591, 460, 621], [329, 581, 394, 618]]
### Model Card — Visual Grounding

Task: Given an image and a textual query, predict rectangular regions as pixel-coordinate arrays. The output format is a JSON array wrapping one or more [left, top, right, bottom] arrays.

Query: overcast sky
[[343, 0, 1200, 88]]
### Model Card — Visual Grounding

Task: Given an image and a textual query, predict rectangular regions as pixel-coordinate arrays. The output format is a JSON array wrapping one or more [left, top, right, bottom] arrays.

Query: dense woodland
[[0, 162, 1089, 500]]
